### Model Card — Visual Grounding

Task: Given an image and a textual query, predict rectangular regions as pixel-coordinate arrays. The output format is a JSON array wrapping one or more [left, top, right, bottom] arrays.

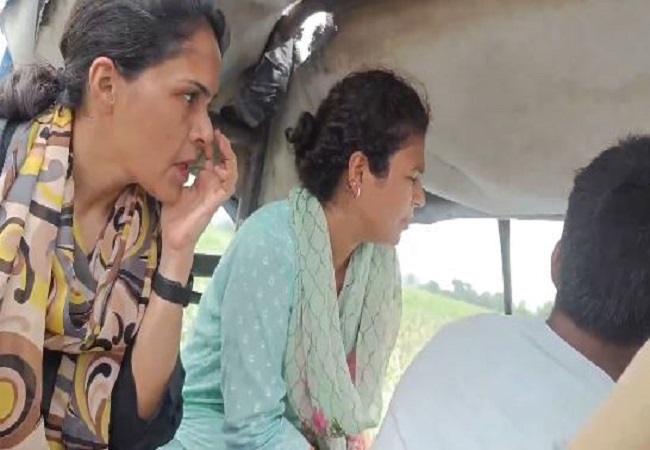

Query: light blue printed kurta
[[163, 201, 310, 449]]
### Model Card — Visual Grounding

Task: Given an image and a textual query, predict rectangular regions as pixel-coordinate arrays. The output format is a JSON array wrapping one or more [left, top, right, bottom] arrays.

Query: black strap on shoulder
[[0, 119, 17, 173]]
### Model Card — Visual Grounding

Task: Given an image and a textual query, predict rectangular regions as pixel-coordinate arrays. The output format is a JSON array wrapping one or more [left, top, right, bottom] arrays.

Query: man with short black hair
[[374, 135, 650, 450]]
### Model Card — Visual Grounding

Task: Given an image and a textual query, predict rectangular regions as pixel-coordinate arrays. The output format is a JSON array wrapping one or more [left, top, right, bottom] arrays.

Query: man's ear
[[551, 240, 561, 289]]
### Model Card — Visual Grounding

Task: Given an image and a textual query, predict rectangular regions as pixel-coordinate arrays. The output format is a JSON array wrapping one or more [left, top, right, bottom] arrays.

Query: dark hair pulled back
[[0, 0, 230, 121], [286, 69, 430, 203]]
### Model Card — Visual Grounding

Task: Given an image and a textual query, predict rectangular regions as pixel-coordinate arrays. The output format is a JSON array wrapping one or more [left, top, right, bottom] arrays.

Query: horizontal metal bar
[[191, 253, 221, 278]]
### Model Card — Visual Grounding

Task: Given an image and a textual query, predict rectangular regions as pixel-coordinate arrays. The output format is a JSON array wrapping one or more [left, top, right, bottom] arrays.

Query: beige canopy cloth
[[4, 0, 650, 221]]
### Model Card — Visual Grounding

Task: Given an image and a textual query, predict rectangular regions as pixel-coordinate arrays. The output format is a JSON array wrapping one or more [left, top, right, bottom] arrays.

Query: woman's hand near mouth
[[162, 129, 237, 259]]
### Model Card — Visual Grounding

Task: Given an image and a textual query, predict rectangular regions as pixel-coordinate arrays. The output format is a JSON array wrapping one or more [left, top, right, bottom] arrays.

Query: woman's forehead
[[145, 29, 222, 92], [392, 137, 426, 169]]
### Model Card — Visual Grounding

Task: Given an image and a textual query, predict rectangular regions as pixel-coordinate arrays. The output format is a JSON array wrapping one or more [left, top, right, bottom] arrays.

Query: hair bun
[[285, 112, 318, 158], [0, 64, 63, 121]]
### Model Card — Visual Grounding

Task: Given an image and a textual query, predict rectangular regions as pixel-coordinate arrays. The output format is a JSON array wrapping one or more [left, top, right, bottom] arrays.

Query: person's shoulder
[[390, 314, 546, 405], [439, 312, 537, 337], [225, 200, 296, 261], [237, 200, 293, 241], [246, 199, 291, 223], [418, 313, 544, 361]]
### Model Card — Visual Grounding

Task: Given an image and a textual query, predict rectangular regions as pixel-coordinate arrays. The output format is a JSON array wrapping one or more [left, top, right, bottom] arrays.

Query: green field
[[180, 222, 234, 342], [186, 222, 487, 426], [195, 221, 234, 256]]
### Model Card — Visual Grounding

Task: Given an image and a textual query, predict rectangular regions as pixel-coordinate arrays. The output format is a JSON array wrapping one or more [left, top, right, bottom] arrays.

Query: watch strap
[[152, 271, 193, 307]]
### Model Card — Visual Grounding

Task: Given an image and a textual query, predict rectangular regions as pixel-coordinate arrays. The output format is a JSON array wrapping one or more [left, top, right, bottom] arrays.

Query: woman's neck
[[71, 112, 131, 217], [323, 199, 363, 287]]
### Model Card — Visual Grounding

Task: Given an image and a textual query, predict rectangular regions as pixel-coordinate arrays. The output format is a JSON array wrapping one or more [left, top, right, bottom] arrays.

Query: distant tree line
[[403, 275, 554, 318]]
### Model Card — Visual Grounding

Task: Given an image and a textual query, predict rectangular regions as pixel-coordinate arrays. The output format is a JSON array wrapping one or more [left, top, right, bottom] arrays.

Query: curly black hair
[[286, 69, 430, 203], [558, 135, 650, 345]]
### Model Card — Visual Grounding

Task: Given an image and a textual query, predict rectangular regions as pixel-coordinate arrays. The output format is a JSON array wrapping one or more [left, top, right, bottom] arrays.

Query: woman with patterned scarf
[[167, 69, 431, 450], [0, 1, 236, 449]]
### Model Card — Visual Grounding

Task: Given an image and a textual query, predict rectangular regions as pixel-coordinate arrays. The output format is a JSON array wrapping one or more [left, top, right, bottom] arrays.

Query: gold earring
[[349, 181, 361, 199]]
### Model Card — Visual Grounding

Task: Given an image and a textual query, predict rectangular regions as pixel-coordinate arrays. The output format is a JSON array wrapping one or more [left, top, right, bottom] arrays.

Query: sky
[[397, 219, 563, 310]]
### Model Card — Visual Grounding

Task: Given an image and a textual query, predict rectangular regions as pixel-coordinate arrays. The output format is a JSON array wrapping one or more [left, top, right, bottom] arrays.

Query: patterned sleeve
[[218, 218, 310, 450]]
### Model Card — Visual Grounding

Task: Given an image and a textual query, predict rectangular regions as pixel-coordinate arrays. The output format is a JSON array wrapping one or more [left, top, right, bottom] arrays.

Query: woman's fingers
[[180, 129, 237, 222], [214, 129, 235, 163], [213, 130, 237, 190]]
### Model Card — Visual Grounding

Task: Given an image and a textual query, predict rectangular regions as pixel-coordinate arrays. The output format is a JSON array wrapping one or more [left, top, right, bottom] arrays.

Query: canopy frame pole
[[236, 124, 270, 225], [498, 219, 513, 315]]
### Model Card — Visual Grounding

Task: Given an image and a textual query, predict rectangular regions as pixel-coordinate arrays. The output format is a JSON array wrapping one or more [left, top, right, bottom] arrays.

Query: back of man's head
[[557, 135, 650, 346]]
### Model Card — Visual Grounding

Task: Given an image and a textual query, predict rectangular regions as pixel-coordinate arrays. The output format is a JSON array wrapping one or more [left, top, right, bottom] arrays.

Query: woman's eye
[[184, 92, 198, 104]]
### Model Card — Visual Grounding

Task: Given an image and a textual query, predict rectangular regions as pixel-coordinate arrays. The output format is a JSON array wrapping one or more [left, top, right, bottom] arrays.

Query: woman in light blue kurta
[[174, 200, 312, 449], [165, 69, 431, 450]]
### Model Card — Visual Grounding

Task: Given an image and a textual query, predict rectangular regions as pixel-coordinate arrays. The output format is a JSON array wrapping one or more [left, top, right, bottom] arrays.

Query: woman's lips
[[175, 163, 190, 182]]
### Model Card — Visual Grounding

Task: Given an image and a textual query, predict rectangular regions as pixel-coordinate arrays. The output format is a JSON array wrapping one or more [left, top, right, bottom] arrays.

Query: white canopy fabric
[[4, 0, 650, 219], [1, 0, 295, 97], [260, 0, 650, 218]]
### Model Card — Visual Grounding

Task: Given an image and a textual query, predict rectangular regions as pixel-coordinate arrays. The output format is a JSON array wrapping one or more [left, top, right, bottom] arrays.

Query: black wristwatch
[[152, 271, 194, 307]]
